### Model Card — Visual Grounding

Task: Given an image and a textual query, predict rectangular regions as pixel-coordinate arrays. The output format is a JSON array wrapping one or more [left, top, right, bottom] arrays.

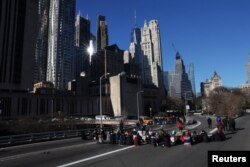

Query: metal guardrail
[[0, 127, 113, 147]]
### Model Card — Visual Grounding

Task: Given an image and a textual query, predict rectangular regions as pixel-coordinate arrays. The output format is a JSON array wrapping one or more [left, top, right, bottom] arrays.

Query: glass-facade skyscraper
[[188, 63, 196, 96], [34, 0, 50, 84], [167, 52, 193, 100], [75, 13, 90, 77], [47, 0, 75, 89], [97, 15, 108, 51]]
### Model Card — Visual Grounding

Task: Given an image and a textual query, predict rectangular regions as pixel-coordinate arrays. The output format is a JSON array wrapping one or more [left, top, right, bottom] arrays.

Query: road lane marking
[[209, 128, 218, 134], [0, 142, 97, 162], [185, 120, 201, 130], [57, 145, 135, 167], [0, 138, 81, 150]]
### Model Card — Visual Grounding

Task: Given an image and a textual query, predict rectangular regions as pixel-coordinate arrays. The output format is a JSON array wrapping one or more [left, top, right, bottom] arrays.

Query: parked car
[[140, 116, 153, 125]]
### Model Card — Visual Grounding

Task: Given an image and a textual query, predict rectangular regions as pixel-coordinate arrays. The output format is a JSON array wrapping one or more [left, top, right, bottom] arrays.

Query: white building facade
[[141, 20, 163, 87]]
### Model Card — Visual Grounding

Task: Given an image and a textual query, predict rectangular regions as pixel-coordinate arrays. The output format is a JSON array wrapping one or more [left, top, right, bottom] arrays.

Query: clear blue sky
[[76, 0, 250, 92]]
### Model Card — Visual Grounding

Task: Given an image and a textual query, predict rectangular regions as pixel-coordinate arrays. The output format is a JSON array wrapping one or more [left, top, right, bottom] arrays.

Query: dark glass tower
[[168, 52, 193, 99], [75, 13, 90, 77], [96, 15, 108, 51], [188, 63, 196, 96], [130, 27, 142, 64], [34, 0, 50, 84]]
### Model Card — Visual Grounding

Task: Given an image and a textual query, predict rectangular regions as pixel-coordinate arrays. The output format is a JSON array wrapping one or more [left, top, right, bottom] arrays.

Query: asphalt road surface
[[0, 114, 249, 167]]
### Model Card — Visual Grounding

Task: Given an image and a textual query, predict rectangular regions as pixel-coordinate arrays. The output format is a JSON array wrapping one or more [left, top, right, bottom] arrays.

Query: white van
[[95, 115, 110, 120]]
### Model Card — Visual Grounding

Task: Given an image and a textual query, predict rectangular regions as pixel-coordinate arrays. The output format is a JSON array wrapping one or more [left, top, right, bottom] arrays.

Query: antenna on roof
[[172, 43, 178, 53], [134, 10, 137, 27]]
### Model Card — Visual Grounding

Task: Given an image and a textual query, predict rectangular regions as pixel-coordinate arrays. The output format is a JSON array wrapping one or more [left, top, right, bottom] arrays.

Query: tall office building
[[141, 20, 154, 85], [163, 71, 169, 92], [148, 20, 163, 70], [141, 20, 163, 87], [34, 0, 50, 84], [47, 0, 75, 89], [129, 14, 142, 78], [188, 63, 196, 95], [167, 52, 193, 99], [0, 0, 38, 91], [75, 13, 90, 77], [247, 56, 250, 83], [130, 27, 142, 64], [97, 15, 108, 51]]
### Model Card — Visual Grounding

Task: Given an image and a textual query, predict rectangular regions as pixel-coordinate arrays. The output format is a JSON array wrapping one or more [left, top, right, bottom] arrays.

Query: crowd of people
[[81, 115, 235, 147], [207, 115, 236, 131]]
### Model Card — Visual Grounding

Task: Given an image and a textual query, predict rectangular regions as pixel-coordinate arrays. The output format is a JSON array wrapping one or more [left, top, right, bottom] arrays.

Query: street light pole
[[100, 73, 110, 129], [184, 91, 192, 123], [137, 90, 144, 121]]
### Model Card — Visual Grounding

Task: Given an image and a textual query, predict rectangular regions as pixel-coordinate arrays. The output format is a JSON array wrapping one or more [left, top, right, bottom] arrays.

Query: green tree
[[161, 96, 183, 112]]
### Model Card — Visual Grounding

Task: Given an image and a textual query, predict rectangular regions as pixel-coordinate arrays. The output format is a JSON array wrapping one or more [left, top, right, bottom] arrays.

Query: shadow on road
[[225, 132, 236, 135]]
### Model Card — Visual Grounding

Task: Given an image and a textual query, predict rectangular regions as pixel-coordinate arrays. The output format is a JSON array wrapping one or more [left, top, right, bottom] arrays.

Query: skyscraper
[[130, 27, 142, 64], [188, 63, 196, 95], [75, 13, 90, 77], [141, 20, 154, 85], [34, 0, 50, 84], [0, 0, 38, 91], [167, 52, 193, 99], [148, 20, 163, 70], [141, 20, 163, 87], [47, 0, 75, 89], [97, 15, 108, 51], [129, 13, 142, 78]]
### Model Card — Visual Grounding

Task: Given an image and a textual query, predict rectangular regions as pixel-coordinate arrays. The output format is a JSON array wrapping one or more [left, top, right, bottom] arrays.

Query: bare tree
[[208, 87, 246, 116]]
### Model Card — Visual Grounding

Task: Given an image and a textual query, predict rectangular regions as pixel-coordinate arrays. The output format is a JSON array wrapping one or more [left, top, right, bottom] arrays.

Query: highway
[[0, 114, 249, 167]]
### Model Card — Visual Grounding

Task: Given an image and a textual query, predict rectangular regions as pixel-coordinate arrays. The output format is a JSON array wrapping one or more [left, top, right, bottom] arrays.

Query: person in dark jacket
[[162, 131, 171, 147], [222, 116, 228, 131], [200, 130, 209, 142], [207, 117, 212, 129], [191, 131, 199, 144], [228, 117, 236, 131]]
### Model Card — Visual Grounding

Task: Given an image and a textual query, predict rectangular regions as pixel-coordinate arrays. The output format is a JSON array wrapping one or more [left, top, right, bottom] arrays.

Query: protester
[[216, 116, 221, 124], [207, 117, 212, 129], [163, 131, 171, 147], [170, 130, 177, 146], [191, 131, 199, 144], [200, 130, 209, 142], [222, 116, 228, 131], [217, 120, 223, 134], [183, 131, 192, 146], [228, 117, 236, 131], [177, 119, 183, 130], [119, 120, 124, 131]]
